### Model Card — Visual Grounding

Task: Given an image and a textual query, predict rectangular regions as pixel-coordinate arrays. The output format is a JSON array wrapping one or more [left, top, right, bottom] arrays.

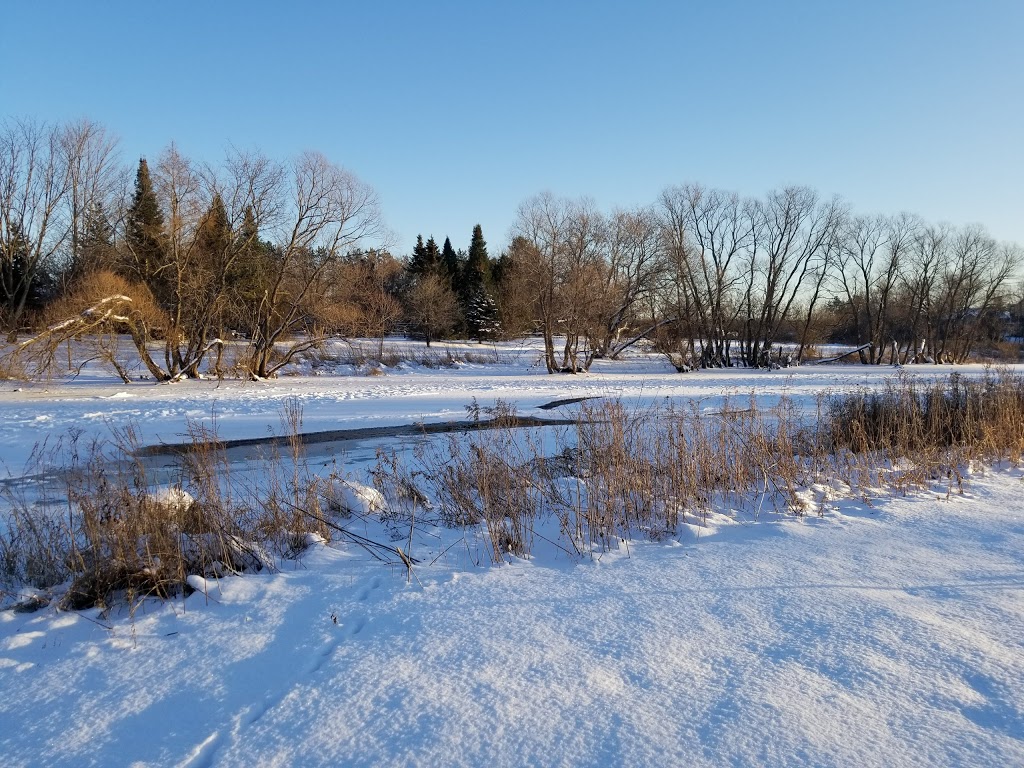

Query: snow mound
[[323, 478, 387, 516], [185, 574, 215, 594]]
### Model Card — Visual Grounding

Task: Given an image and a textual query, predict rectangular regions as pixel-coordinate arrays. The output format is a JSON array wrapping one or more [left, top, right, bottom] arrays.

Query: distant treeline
[[1, 117, 1021, 379]]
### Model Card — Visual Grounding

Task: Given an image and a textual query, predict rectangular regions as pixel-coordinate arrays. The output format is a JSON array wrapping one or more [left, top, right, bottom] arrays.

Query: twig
[[297, 505, 420, 564]]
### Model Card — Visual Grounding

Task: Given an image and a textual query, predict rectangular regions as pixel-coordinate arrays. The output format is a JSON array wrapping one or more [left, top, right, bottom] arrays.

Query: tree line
[[1, 117, 1021, 379]]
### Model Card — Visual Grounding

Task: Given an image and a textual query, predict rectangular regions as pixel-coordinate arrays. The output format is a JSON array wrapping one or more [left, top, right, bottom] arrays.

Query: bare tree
[[89, 145, 292, 381], [509, 192, 604, 373], [832, 213, 920, 364], [246, 151, 383, 378], [659, 184, 750, 367], [9, 270, 166, 383], [896, 223, 949, 362], [588, 206, 667, 359], [739, 187, 844, 367], [793, 216, 843, 363], [0, 119, 72, 339], [309, 250, 405, 358], [61, 119, 123, 284], [931, 226, 1019, 363], [405, 272, 460, 347]]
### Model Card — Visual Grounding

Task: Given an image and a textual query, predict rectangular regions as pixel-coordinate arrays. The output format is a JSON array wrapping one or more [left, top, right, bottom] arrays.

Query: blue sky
[[3, 0, 1021, 254]]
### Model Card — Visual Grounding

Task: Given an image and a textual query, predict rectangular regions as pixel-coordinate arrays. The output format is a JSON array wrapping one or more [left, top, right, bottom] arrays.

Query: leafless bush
[[5, 271, 167, 382], [0, 349, 26, 380]]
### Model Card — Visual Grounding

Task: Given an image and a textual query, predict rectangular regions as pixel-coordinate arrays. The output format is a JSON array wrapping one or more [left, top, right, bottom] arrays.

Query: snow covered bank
[[2, 470, 1023, 767]]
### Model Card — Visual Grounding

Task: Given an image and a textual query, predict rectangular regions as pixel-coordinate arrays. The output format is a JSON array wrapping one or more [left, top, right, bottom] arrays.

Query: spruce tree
[[423, 236, 441, 274], [1, 223, 32, 315], [237, 205, 259, 249], [465, 285, 500, 341], [461, 225, 497, 340], [195, 193, 232, 273], [460, 224, 491, 301], [123, 158, 168, 301], [74, 202, 117, 279], [441, 236, 459, 285], [231, 205, 265, 306], [408, 234, 429, 275], [191, 194, 232, 335]]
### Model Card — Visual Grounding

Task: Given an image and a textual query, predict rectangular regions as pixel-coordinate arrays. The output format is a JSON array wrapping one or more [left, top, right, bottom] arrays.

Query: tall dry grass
[[5, 371, 1024, 607], [377, 371, 1024, 561], [0, 400, 393, 610]]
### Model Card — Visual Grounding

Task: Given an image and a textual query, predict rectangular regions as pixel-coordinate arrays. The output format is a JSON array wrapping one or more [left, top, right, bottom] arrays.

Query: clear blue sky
[[3, 0, 1021, 254]]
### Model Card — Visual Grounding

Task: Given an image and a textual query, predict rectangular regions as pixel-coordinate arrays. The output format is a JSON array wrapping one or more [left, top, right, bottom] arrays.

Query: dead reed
[[5, 370, 1024, 607], [378, 371, 1024, 561], [0, 400, 396, 610]]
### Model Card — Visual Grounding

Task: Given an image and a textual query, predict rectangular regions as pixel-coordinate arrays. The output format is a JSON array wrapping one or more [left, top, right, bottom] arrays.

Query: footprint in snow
[[356, 576, 383, 602]]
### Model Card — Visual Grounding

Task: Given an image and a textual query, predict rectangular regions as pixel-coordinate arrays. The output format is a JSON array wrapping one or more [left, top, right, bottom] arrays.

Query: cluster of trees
[[404, 226, 499, 345], [2, 118, 386, 379], [2, 117, 1020, 380], [0, 117, 507, 380], [492, 187, 1022, 372]]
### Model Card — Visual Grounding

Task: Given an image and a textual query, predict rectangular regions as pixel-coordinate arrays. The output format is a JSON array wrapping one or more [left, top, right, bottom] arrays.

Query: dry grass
[[821, 369, 1024, 492], [375, 371, 1024, 561], [0, 401, 394, 610], [6, 371, 1024, 606], [0, 351, 26, 380], [300, 342, 492, 373]]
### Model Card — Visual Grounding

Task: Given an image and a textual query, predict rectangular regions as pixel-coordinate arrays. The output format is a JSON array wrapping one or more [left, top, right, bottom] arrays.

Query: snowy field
[[2, 340, 1023, 766]]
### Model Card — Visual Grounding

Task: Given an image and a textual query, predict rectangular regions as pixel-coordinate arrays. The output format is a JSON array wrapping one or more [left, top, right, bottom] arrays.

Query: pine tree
[[464, 224, 491, 288], [237, 205, 258, 250], [123, 158, 168, 301], [195, 193, 232, 273], [1, 221, 57, 317], [231, 205, 266, 306], [465, 285, 500, 341], [1, 223, 31, 315], [190, 193, 233, 337]]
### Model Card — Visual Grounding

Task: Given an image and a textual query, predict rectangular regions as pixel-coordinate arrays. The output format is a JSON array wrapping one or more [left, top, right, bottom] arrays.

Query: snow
[[1, 339, 1023, 766], [146, 485, 195, 512], [322, 478, 387, 516]]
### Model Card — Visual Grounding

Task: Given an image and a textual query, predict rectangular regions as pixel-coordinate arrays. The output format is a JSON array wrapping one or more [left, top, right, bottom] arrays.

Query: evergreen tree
[[191, 193, 233, 335], [465, 285, 500, 341], [408, 234, 430, 275], [123, 158, 168, 301], [230, 205, 267, 308], [237, 204, 259, 250], [197, 195, 230, 248], [1, 223, 31, 316], [1, 222, 56, 318], [441, 236, 459, 284], [72, 202, 117, 279], [409, 234, 442, 276], [464, 224, 491, 288], [195, 193, 232, 272], [459, 224, 497, 339], [424, 235, 441, 274]]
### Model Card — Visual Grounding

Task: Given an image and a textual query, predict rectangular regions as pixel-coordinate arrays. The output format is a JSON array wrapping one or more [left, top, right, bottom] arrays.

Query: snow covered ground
[[2, 341, 1023, 766]]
